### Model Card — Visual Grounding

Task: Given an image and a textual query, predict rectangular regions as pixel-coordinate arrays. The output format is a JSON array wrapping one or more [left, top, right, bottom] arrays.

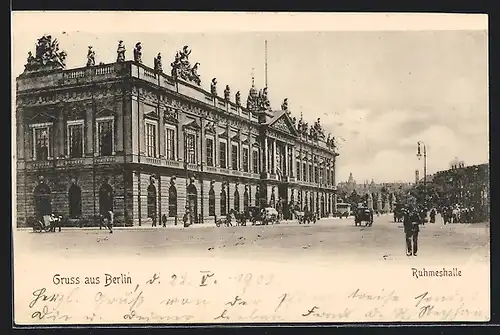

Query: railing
[[95, 156, 116, 164], [144, 157, 161, 165], [165, 159, 182, 168], [64, 69, 86, 79], [95, 65, 115, 76]]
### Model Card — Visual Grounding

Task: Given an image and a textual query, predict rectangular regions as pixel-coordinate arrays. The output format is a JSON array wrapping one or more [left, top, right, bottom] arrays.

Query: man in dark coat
[[403, 204, 421, 256]]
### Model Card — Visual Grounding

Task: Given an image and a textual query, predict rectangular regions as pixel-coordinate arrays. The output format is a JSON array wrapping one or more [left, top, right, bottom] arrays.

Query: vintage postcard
[[11, 12, 490, 325]]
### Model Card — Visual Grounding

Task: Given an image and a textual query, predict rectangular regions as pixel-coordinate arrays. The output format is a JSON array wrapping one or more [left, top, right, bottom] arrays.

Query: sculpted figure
[[86, 46, 96, 67], [170, 52, 181, 77], [25, 35, 67, 71], [189, 62, 201, 85], [154, 52, 162, 72], [224, 85, 231, 101], [211, 78, 218, 96], [116, 40, 126, 62], [179, 46, 191, 65], [235, 91, 241, 106], [281, 98, 288, 111], [133, 42, 142, 63]]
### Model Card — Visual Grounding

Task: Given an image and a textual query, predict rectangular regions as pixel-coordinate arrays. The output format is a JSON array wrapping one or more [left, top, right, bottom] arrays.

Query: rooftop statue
[[281, 98, 288, 112], [313, 118, 325, 140], [116, 40, 126, 62], [235, 91, 241, 106], [224, 85, 231, 101], [170, 46, 201, 86], [258, 87, 271, 111], [24, 35, 67, 72], [133, 42, 142, 63], [154, 52, 162, 72], [86, 46, 95, 67], [211, 78, 218, 96], [190, 62, 201, 86]]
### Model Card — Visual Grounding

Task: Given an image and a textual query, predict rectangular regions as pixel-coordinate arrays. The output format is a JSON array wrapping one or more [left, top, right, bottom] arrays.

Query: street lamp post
[[417, 141, 427, 208]]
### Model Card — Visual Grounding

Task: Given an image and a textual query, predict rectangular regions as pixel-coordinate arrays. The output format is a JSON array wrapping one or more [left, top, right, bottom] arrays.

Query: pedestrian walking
[[101, 210, 114, 233], [403, 203, 420, 256]]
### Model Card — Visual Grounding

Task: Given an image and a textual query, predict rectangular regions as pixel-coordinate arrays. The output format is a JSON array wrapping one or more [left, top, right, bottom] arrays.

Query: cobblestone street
[[16, 215, 489, 266]]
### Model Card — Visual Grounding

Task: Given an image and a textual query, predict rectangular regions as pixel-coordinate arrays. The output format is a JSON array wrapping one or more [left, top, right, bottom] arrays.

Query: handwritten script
[[16, 268, 487, 324]]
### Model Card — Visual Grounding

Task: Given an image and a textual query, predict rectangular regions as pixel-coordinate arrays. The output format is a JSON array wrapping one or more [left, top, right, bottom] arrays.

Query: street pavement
[[15, 214, 489, 266]]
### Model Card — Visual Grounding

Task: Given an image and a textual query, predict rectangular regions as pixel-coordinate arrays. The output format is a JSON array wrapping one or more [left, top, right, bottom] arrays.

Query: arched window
[[255, 188, 259, 206], [168, 185, 177, 217], [68, 184, 82, 218], [234, 189, 240, 212], [99, 183, 113, 215], [243, 190, 249, 212], [147, 183, 157, 219], [220, 188, 227, 216], [34, 182, 52, 218], [208, 188, 216, 216]]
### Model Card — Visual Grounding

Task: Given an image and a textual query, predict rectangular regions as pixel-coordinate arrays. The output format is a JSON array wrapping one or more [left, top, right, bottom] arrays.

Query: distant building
[[431, 163, 489, 218]]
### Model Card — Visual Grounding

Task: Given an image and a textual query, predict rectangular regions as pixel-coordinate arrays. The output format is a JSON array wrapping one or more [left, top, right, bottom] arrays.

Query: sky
[[12, 13, 489, 183]]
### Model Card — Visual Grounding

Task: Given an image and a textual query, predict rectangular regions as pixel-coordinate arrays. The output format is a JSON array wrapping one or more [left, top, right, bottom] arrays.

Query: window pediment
[[29, 111, 56, 124], [144, 109, 159, 121], [96, 108, 115, 118], [183, 118, 201, 131]]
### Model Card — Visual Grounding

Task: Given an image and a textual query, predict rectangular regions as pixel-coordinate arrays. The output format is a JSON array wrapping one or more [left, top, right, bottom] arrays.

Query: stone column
[[215, 130, 219, 166], [284, 143, 290, 176], [16, 108, 25, 160], [272, 139, 277, 175], [238, 131, 242, 171], [263, 137, 268, 173], [115, 98, 124, 154], [200, 118, 205, 165], [56, 108, 65, 158], [158, 106, 165, 158]]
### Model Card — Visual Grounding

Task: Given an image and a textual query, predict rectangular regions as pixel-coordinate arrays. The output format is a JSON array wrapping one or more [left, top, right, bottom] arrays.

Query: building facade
[[15, 36, 339, 227]]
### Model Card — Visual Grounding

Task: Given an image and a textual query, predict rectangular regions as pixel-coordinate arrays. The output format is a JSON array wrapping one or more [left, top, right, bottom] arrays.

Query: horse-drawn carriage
[[215, 209, 248, 227], [31, 214, 62, 233], [244, 206, 279, 226], [354, 206, 374, 227], [296, 210, 317, 224]]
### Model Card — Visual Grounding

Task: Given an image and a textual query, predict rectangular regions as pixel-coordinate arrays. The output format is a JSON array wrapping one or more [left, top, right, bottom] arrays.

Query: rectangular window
[[303, 162, 307, 181], [67, 121, 84, 158], [32, 124, 52, 161], [309, 164, 313, 182], [296, 162, 301, 181], [315, 166, 319, 183], [206, 137, 214, 167], [97, 118, 114, 156], [145, 122, 157, 157], [252, 150, 259, 174], [219, 140, 227, 168], [165, 127, 176, 160], [231, 144, 238, 170], [186, 133, 196, 164], [242, 147, 249, 172]]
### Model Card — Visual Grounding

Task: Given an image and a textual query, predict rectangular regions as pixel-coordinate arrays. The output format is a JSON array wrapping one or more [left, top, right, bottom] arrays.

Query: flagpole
[[265, 40, 268, 87]]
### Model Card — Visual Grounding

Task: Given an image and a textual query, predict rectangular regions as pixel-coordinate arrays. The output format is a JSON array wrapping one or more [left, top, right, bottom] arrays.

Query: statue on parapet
[[133, 42, 142, 63], [189, 62, 201, 86], [24, 34, 67, 72], [313, 117, 325, 140], [258, 87, 271, 111], [86, 46, 96, 67], [224, 85, 231, 101], [170, 52, 181, 77], [281, 98, 288, 112], [211, 78, 218, 96], [154, 53, 162, 72], [179, 46, 191, 67], [235, 91, 241, 106], [117, 40, 126, 62]]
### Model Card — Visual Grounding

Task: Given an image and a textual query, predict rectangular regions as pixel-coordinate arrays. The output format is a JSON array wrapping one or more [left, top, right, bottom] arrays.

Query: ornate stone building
[[15, 36, 339, 227]]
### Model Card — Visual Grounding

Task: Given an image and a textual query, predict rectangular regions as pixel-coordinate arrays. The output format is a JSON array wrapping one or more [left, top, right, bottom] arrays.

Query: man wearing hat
[[403, 197, 421, 256]]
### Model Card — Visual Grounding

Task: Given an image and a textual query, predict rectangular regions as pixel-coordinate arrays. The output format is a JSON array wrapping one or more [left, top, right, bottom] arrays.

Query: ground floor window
[[68, 184, 82, 218], [169, 186, 177, 217]]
